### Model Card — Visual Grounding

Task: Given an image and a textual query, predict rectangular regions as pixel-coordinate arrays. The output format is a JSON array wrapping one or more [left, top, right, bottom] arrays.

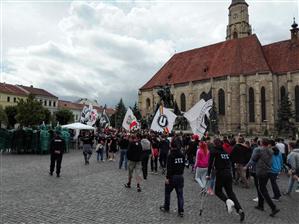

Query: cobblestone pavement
[[1, 150, 299, 224]]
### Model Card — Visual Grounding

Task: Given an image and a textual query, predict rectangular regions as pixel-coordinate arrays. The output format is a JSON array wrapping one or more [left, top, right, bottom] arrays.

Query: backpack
[[152, 148, 159, 157]]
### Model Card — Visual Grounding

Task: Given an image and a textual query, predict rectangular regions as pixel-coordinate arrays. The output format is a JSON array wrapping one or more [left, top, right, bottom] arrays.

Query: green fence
[[0, 126, 71, 154]]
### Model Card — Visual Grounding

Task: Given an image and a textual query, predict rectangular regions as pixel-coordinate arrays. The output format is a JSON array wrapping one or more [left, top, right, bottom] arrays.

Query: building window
[[14, 97, 17, 103], [76, 115, 78, 121], [218, 89, 225, 115], [249, 87, 255, 122], [146, 98, 151, 110], [180, 93, 186, 112], [295, 85, 299, 122], [44, 100, 47, 106], [261, 87, 266, 121], [280, 86, 286, 101], [53, 101, 56, 107], [233, 31, 238, 39], [7, 96, 10, 102], [49, 101, 52, 107], [200, 92, 206, 100]]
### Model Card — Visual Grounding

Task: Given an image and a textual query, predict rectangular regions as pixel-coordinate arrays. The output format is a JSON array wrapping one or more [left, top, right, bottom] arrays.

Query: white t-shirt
[[276, 142, 285, 154]]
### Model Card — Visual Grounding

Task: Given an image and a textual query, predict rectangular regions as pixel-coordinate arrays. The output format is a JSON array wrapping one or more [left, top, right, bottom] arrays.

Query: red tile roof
[[263, 40, 299, 74], [0, 82, 27, 96], [17, 85, 58, 98], [140, 35, 299, 90], [58, 100, 116, 116], [58, 100, 84, 111]]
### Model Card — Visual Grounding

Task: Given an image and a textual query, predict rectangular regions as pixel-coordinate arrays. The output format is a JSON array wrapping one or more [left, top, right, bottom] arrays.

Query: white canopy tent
[[62, 122, 95, 130], [62, 122, 95, 150]]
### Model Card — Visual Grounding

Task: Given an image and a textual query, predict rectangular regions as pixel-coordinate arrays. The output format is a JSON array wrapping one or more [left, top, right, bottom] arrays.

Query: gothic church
[[139, 0, 299, 134]]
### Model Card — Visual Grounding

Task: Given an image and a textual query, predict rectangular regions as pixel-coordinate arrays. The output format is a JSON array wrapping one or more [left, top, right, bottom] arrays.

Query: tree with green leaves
[[55, 109, 74, 125], [113, 98, 127, 128], [276, 95, 295, 136], [0, 106, 8, 127], [4, 105, 18, 128], [132, 102, 142, 121], [16, 94, 50, 127]]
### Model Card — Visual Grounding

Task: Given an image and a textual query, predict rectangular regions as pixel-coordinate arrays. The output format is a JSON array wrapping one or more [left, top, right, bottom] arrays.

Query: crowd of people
[[49, 129, 299, 222]]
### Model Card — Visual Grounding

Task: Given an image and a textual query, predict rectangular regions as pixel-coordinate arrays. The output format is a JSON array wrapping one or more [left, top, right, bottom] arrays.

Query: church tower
[[226, 0, 252, 40]]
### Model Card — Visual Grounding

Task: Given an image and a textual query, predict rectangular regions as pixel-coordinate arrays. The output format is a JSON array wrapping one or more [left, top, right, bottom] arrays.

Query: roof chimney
[[291, 17, 299, 44]]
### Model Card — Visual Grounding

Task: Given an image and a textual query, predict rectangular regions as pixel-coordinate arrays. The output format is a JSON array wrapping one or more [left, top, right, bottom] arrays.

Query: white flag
[[122, 108, 139, 131], [184, 99, 213, 138], [80, 104, 98, 126], [150, 106, 177, 133]]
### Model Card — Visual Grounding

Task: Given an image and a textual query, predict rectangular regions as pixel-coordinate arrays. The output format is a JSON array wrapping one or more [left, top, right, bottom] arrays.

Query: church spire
[[226, 0, 252, 40], [290, 17, 299, 44]]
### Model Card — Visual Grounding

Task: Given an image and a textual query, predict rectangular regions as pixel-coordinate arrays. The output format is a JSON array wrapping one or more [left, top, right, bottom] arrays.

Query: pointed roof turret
[[292, 17, 298, 29]]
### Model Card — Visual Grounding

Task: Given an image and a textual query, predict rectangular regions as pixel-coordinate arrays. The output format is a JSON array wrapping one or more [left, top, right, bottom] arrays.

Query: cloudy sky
[[2, 0, 298, 107]]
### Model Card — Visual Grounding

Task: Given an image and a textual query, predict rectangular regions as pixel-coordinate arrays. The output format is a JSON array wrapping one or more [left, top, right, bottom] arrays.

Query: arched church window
[[280, 86, 286, 100], [249, 87, 255, 122], [146, 98, 151, 110], [180, 93, 186, 112], [295, 85, 299, 122], [233, 31, 238, 39], [261, 87, 266, 121], [218, 89, 225, 115]]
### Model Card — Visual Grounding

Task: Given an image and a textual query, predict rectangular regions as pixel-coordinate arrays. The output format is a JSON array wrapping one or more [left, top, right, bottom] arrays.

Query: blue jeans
[[97, 149, 104, 161], [119, 149, 128, 170], [164, 175, 184, 213], [287, 175, 298, 194], [269, 172, 281, 198]]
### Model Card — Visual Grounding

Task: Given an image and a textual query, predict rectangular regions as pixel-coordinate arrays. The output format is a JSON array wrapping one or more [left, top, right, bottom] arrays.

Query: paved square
[[1, 150, 298, 224]]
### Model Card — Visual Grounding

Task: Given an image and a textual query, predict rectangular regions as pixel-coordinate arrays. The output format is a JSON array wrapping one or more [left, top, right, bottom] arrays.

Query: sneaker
[[49, 172, 53, 176], [159, 206, 169, 213], [252, 197, 258, 202], [271, 197, 280, 202], [283, 191, 290, 196], [239, 210, 245, 222], [178, 212, 184, 217], [254, 206, 264, 211], [270, 208, 280, 217], [124, 183, 131, 188], [226, 199, 235, 214], [295, 189, 299, 193], [137, 185, 141, 192], [56, 174, 60, 178]]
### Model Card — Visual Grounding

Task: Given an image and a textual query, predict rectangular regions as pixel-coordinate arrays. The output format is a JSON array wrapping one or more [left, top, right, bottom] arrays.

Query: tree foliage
[[113, 98, 127, 128], [132, 102, 142, 121], [4, 105, 18, 128], [55, 109, 74, 125], [16, 94, 50, 127], [0, 106, 8, 127], [276, 95, 295, 136]]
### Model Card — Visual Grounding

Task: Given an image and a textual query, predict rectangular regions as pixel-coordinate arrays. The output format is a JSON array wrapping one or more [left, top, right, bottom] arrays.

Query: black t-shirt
[[208, 146, 232, 176], [166, 149, 185, 178]]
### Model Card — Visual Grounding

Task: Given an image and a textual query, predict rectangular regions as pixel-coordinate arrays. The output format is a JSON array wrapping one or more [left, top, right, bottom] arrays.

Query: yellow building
[[0, 83, 28, 109]]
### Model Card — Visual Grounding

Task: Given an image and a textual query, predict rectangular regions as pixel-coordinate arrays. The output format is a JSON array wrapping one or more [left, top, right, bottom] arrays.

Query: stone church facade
[[139, 0, 299, 134]]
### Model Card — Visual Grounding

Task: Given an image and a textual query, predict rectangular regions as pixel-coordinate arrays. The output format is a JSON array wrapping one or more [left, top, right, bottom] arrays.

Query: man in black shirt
[[206, 138, 245, 222], [160, 141, 185, 217], [49, 131, 66, 177], [125, 135, 143, 192]]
